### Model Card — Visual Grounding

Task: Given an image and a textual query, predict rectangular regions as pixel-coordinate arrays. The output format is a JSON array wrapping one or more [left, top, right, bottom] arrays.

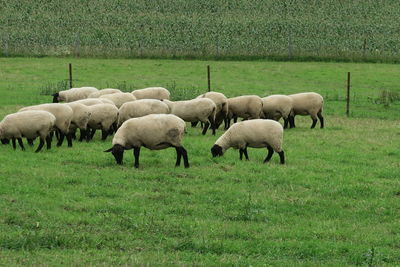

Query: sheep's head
[[52, 93, 60, 103], [104, 144, 125, 164], [211, 144, 224, 157]]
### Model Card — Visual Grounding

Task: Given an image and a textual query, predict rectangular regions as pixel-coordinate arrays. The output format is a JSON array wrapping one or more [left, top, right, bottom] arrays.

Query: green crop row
[[2, 0, 400, 61]]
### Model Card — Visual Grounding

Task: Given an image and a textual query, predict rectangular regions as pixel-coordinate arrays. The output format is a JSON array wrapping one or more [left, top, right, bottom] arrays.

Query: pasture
[[0, 58, 399, 266]]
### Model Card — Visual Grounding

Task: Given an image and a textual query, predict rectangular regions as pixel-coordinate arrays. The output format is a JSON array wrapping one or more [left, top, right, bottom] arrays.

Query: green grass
[[2, 1, 400, 62], [0, 58, 399, 266]]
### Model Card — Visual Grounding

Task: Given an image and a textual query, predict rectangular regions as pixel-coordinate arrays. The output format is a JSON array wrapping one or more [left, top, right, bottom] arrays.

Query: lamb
[[194, 91, 228, 129], [0, 110, 56, 152], [211, 119, 285, 164], [118, 99, 170, 127], [52, 87, 98, 103], [261, 95, 294, 129], [65, 102, 91, 141], [225, 95, 263, 129], [288, 92, 324, 128], [99, 92, 136, 108], [87, 88, 122, 98], [19, 103, 74, 147], [162, 98, 216, 135], [104, 114, 189, 168], [86, 104, 119, 141], [132, 87, 170, 100]]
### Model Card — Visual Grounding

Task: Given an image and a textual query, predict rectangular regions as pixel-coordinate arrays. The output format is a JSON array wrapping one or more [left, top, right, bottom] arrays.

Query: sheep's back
[[132, 87, 170, 100], [115, 114, 185, 150], [289, 92, 323, 115]]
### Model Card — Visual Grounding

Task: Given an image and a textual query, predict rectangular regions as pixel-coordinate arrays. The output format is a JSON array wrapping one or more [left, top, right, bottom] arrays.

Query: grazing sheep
[[288, 92, 324, 128], [261, 95, 294, 129], [86, 104, 119, 141], [225, 95, 263, 129], [118, 99, 170, 127], [0, 110, 56, 152], [52, 87, 98, 103], [65, 102, 91, 141], [104, 114, 189, 168], [194, 91, 228, 129], [162, 98, 216, 135], [99, 92, 136, 108], [211, 119, 285, 164], [87, 88, 122, 98], [19, 104, 74, 147], [132, 87, 170, 100]]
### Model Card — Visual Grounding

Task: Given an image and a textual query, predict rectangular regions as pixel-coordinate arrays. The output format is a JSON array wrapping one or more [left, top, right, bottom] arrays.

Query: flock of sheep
[[0, 86, 324, 168]]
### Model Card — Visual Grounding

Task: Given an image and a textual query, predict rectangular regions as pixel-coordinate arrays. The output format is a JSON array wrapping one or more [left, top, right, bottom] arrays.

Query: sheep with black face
[[104, 114, 189, 168], [211, 119, 285, 164], [52, 87, 98, 103]]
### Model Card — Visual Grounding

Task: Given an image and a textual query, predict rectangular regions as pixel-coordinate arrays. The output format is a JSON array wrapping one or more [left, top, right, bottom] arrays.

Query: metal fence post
[[69, 63, 73, 89], [346, 72, 350, 117], [207, 65, 211, 92]]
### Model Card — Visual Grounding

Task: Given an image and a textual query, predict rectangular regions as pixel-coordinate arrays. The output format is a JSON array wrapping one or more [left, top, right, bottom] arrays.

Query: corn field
[[2, 0, 400, 61]]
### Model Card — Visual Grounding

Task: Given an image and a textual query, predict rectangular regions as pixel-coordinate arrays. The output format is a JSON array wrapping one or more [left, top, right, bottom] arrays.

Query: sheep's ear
[[104, 148, 113, 152]]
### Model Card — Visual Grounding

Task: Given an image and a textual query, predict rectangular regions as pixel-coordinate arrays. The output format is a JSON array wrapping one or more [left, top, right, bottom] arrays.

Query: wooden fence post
[[346, 72, 350, 117], [69, 63, 73, 89], [207, 65, 211, 92]]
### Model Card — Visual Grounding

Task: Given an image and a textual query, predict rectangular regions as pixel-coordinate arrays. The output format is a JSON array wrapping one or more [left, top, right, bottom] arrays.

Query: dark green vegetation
[[0, 58, 399, 265], [2, 1, 400, 62]]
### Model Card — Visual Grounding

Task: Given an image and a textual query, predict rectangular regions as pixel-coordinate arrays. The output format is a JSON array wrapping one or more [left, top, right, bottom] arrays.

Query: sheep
[[162, 98, 216, 135], [0, 110, 56, 152], [99, 92, 136, 108], [87, 88, 122, 98], [261, 95, 294, 129], [65, 102, 91, 141], [104, 114, 189, 168], [132, 87, 170, 100], [52, 87, 98, 103], [118, 99, 170, 127], [194, 91, 228, 129], [211, 119, 285, 164], [86, 104, 119, 141], [225, 95, 263, 129], [19, 103, 74, 147], [288, 92, 324, 129]]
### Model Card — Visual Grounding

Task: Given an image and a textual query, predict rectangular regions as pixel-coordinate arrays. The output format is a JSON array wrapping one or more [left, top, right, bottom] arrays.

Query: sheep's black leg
[[12, 138, 16, 150], [202, 122, 210, 135], [55, 129, 61, 141], [17, 138, 25, 151], [46, 135, 52, 149], [101, 129, 108, 140], [191, 121, 199, 128], [311, 117, 318, 129], [263, 146, 274, 163], [289, 115, 295, 128], [233, 116, 238, 123], [27, 138, 34, 146], [278, 151, 285, 164], [35, 138, 45, 152], [224, 118, 230, 130], [317, 111, 324, 129], [66, 133, 73, 147], [133, 147, 140, 168], [180, 146, 189, 168], [57, 132, 65, 147], [239, 149, 243, 160], [283, 118, 289, 129], [243, 147, 249, 160], [79, 129, 86, 142], [208, 115, 216, 135], [175, 147, 182, 166]]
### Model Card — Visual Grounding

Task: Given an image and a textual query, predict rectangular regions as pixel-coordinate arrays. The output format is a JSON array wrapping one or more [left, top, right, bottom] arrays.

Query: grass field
[[2, 1, 400, 61], [0, 58, 399, 265]]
